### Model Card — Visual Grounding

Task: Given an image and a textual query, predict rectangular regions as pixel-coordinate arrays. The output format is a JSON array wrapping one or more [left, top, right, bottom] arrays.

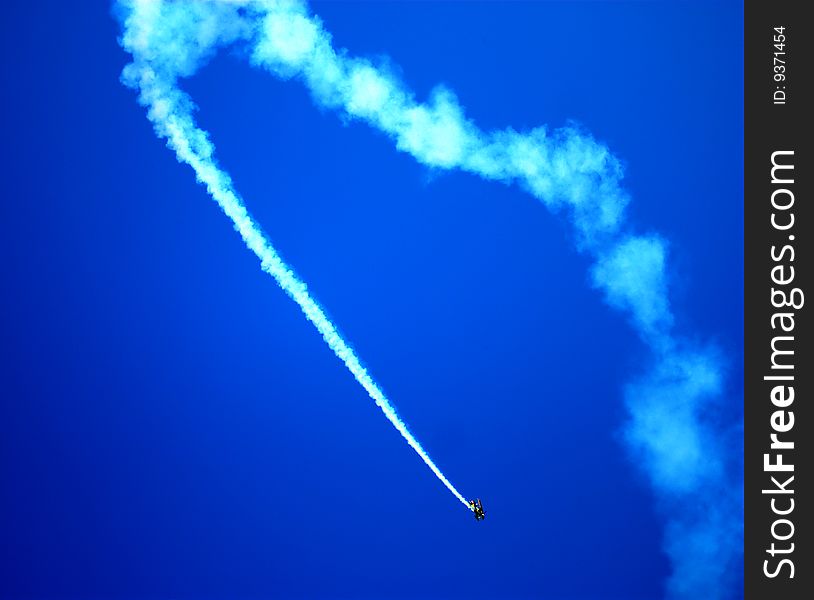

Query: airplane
[[469, 498, 485, 521]]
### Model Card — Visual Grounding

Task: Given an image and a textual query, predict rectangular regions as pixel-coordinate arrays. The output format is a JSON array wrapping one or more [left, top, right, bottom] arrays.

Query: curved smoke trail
[[117, 1, 742, 598], [117, 0, 470, 509]]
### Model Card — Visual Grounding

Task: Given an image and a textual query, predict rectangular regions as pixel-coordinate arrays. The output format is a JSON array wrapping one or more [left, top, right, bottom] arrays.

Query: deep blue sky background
[[1, 2, 742, 599]]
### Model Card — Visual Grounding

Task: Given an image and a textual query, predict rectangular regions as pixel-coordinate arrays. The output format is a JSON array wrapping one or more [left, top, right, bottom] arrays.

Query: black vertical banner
[[745, 1, 811, 599]]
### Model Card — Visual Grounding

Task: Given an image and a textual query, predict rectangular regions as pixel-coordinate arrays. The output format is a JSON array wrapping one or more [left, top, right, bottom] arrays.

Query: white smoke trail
[[118, 1, 470, 509], [118, 1, 742, 596]]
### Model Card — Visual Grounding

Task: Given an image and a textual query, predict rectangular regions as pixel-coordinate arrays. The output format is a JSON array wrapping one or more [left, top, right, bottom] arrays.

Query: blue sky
[[1, 2, 742, 599]]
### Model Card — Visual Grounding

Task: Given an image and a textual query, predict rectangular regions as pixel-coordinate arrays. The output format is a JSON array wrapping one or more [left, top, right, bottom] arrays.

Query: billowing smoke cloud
[[116, 1, 742, 597]]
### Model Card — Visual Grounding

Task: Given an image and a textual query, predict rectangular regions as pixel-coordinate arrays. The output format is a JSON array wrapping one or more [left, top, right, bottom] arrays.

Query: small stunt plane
[[469, 498, 485, 521]]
